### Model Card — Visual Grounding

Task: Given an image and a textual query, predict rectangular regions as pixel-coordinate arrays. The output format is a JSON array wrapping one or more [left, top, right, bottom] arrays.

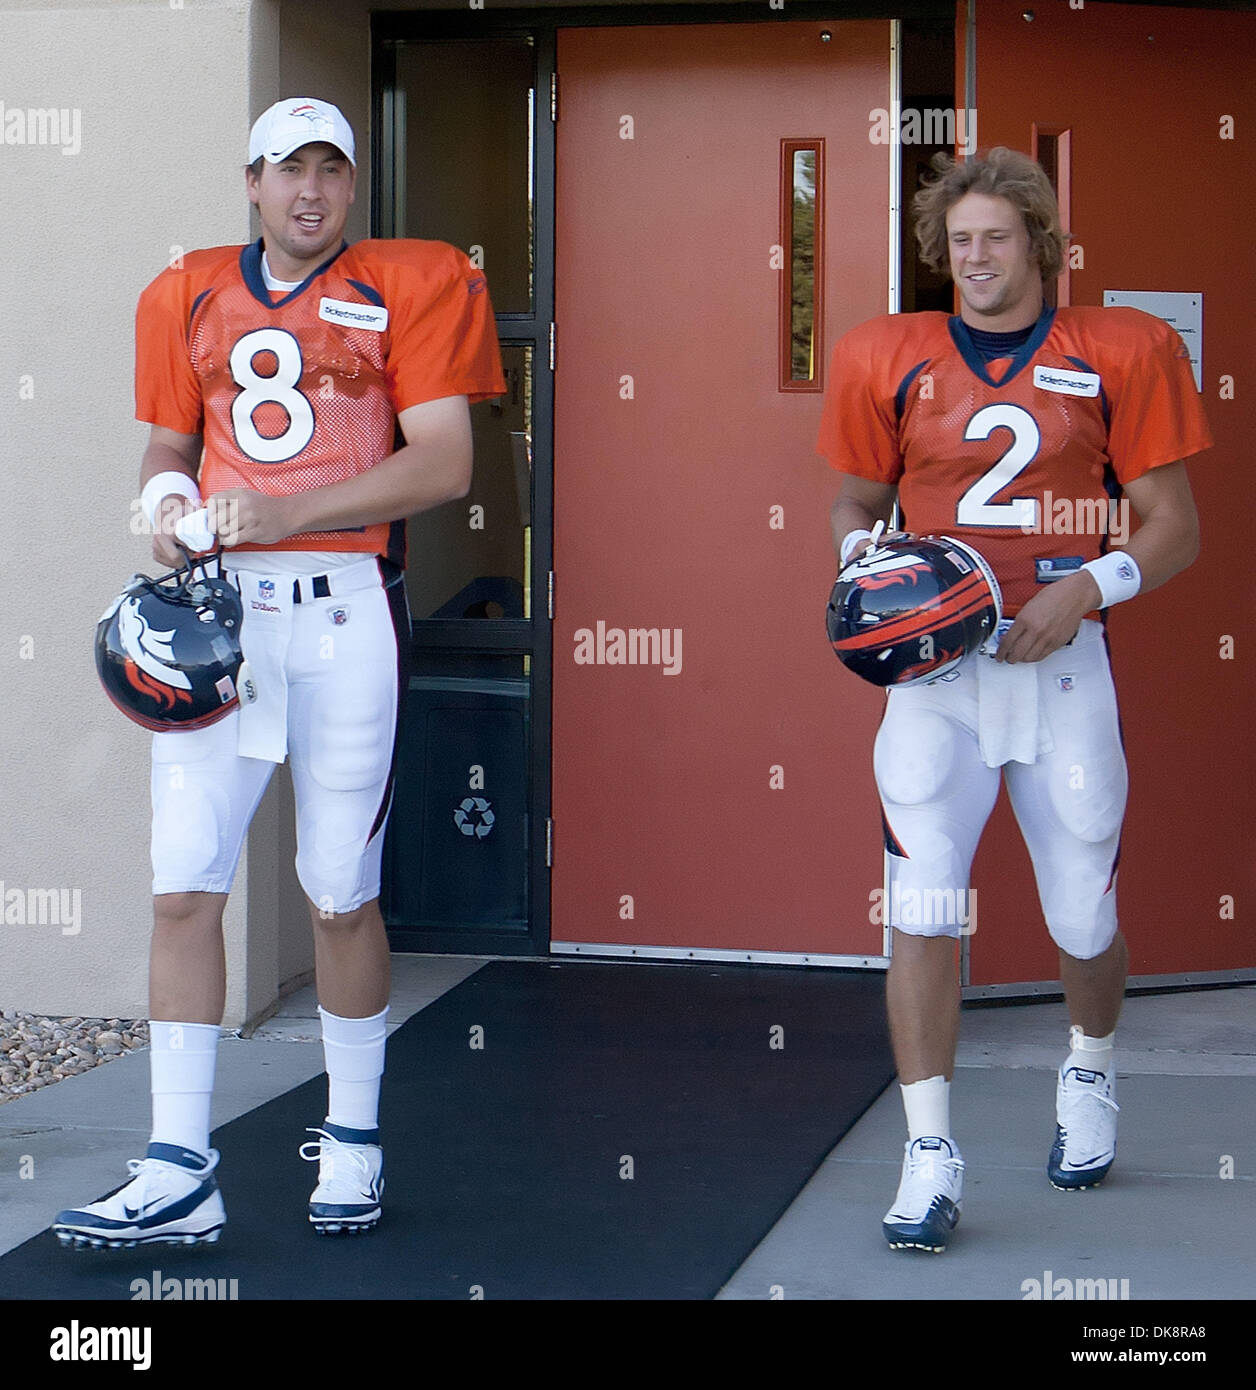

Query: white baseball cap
[[248, 97, 355, 167]]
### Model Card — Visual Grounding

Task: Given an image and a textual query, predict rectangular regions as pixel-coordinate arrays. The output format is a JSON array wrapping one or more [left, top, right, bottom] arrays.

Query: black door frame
[[372, 20, 556, 956]]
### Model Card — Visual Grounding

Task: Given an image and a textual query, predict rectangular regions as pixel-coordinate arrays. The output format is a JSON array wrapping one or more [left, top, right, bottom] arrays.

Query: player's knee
[[1053, 798, 1124, 845], [1047, 912, 1119, 961], [294, 781, 387, 915], [151, 796, 230, 889], [307, 897, 377, 933], [891, 916, 964, 943], [153, 891, 226, 933], [298, 868, 364, 920], [875, 710, 957, 806], [296, 843, 375, 920], [1044, 875, 1118, 959]]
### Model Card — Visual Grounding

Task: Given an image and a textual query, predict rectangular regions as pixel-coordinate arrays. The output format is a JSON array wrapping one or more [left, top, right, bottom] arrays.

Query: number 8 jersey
[[817, 306, 1212, 615], [135, 238, 507, 567]]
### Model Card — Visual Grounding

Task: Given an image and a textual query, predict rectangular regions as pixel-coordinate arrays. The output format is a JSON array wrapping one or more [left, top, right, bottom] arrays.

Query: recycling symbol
[[454, 797, 495, 839]]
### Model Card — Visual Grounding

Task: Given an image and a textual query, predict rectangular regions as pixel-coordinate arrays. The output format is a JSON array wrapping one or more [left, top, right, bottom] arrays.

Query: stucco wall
[[0, 0, 270, 1024]]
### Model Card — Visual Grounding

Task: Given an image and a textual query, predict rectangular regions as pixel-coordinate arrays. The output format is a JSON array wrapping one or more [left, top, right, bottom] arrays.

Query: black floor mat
[[0, 959, 893, 1300]]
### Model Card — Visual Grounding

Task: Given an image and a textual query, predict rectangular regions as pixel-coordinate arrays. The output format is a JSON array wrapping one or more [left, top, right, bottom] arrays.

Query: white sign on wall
[[1102, 290, 1203, 391]]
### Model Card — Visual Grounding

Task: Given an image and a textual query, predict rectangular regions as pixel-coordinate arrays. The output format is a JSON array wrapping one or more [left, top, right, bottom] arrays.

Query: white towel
[[229, 568, 293, 764], [974, 622, 1055, 768]]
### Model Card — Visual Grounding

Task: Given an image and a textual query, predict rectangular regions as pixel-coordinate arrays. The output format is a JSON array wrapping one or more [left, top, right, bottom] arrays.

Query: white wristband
[[840, 529, 874, 569], [1082, 551, 1142, 607], [141, 470, 201, 528]]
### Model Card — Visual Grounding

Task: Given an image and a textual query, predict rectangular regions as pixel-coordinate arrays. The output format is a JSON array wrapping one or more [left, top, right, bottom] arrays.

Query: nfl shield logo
[[258, 579, 275, 601], [329, 607, 349, 626], [1058, 674, 1074, 692]]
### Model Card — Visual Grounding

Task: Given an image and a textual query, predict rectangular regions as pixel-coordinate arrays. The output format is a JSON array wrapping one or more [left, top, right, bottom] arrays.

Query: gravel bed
[[0, 1010, 148, 1106]]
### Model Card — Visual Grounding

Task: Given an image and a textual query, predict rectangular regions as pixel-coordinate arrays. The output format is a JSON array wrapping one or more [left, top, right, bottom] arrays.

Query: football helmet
[[827, 535, 1002, 687], [95, 546, 244, 731]]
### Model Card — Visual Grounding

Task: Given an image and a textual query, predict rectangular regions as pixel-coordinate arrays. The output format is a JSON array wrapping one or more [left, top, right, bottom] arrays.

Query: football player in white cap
[[54, 98, 505, 1248]]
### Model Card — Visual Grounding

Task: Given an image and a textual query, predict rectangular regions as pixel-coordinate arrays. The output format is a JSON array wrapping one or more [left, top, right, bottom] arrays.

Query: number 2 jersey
[[134, 238, 507, 567], [817, 305, 1212, 614]]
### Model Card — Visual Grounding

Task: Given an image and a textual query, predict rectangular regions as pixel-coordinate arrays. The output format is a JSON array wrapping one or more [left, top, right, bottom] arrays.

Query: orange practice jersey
[[135, 238, 507, 566], [817, 306, 1212, 615]]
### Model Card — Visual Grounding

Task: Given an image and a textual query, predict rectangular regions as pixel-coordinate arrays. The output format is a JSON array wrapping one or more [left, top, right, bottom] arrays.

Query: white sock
[[1066, 1025, 1114, 1078], [900, 1075, 951, 1142], [149, 1020, 220, 1161], [319, 1005, 388, 1133]]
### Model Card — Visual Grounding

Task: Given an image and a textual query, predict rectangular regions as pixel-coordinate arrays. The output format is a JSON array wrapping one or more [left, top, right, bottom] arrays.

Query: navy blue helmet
[[827, 535, 1002, 687], [96, 548, 244, 731]]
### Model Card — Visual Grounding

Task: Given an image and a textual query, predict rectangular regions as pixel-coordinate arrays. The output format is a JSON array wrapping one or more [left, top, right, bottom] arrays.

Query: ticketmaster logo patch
[[319, 297, 388, 332], [1033, 364, 1100, 397]]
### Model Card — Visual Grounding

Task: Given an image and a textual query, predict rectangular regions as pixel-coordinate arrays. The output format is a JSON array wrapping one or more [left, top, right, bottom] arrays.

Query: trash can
[[382, 675, 529, 937]]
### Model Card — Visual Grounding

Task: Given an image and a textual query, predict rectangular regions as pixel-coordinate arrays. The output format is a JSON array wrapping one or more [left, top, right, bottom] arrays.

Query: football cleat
[[883, 1136, 965, 1252], [52, 1144, 224, 1250], [1049, 1065, 1119, 1190], [300, 1123, 384, 1235]]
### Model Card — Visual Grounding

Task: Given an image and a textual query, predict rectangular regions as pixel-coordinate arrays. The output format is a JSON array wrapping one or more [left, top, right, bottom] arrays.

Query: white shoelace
[[893, 1143, 965, 1217], [298, 1127, 377, 1188], [110, 1152, 215, 1213], [1059, 1077, 1119, 1155]]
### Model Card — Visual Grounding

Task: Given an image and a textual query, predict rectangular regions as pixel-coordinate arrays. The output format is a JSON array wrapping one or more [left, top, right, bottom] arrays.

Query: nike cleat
[[1049, 1065, 1118, 1190], [52, 1144, 224, 1250], [883, 1136, 965, 1253], [300, 1123, 384, 1235]]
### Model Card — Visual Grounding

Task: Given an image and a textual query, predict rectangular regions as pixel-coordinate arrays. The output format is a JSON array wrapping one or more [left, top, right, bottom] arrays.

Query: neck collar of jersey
[[241, 238, 350, 309], [948, 302, 1055, 388]]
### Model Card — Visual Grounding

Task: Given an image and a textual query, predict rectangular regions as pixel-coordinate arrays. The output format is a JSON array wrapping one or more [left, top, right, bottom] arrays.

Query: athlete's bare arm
[[141, 424, 203, 567], [1111, 460, 1201, 591], [996, 460, 1201, 665], [208, 394, 474, 546], [830, 475, 899, 566]]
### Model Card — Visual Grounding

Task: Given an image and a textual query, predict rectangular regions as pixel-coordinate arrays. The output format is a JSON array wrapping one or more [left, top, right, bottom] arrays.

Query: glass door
[[373, 30, 553, 954]]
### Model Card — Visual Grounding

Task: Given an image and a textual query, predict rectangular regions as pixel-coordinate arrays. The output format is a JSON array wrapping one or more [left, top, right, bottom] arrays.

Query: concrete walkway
[[0, 957, 1251, 1301]]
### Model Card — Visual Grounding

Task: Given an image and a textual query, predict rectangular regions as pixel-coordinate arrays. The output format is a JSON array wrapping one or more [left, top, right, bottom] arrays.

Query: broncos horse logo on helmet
[[827, 535, 1002, 688], [96, 546, 244, 731], [116, 596, 195, 710]]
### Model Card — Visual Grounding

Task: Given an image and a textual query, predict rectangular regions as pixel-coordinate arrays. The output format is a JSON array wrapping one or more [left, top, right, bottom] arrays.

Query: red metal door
[[962, 0, 1253, 989], [552, 21, 892, 960]]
